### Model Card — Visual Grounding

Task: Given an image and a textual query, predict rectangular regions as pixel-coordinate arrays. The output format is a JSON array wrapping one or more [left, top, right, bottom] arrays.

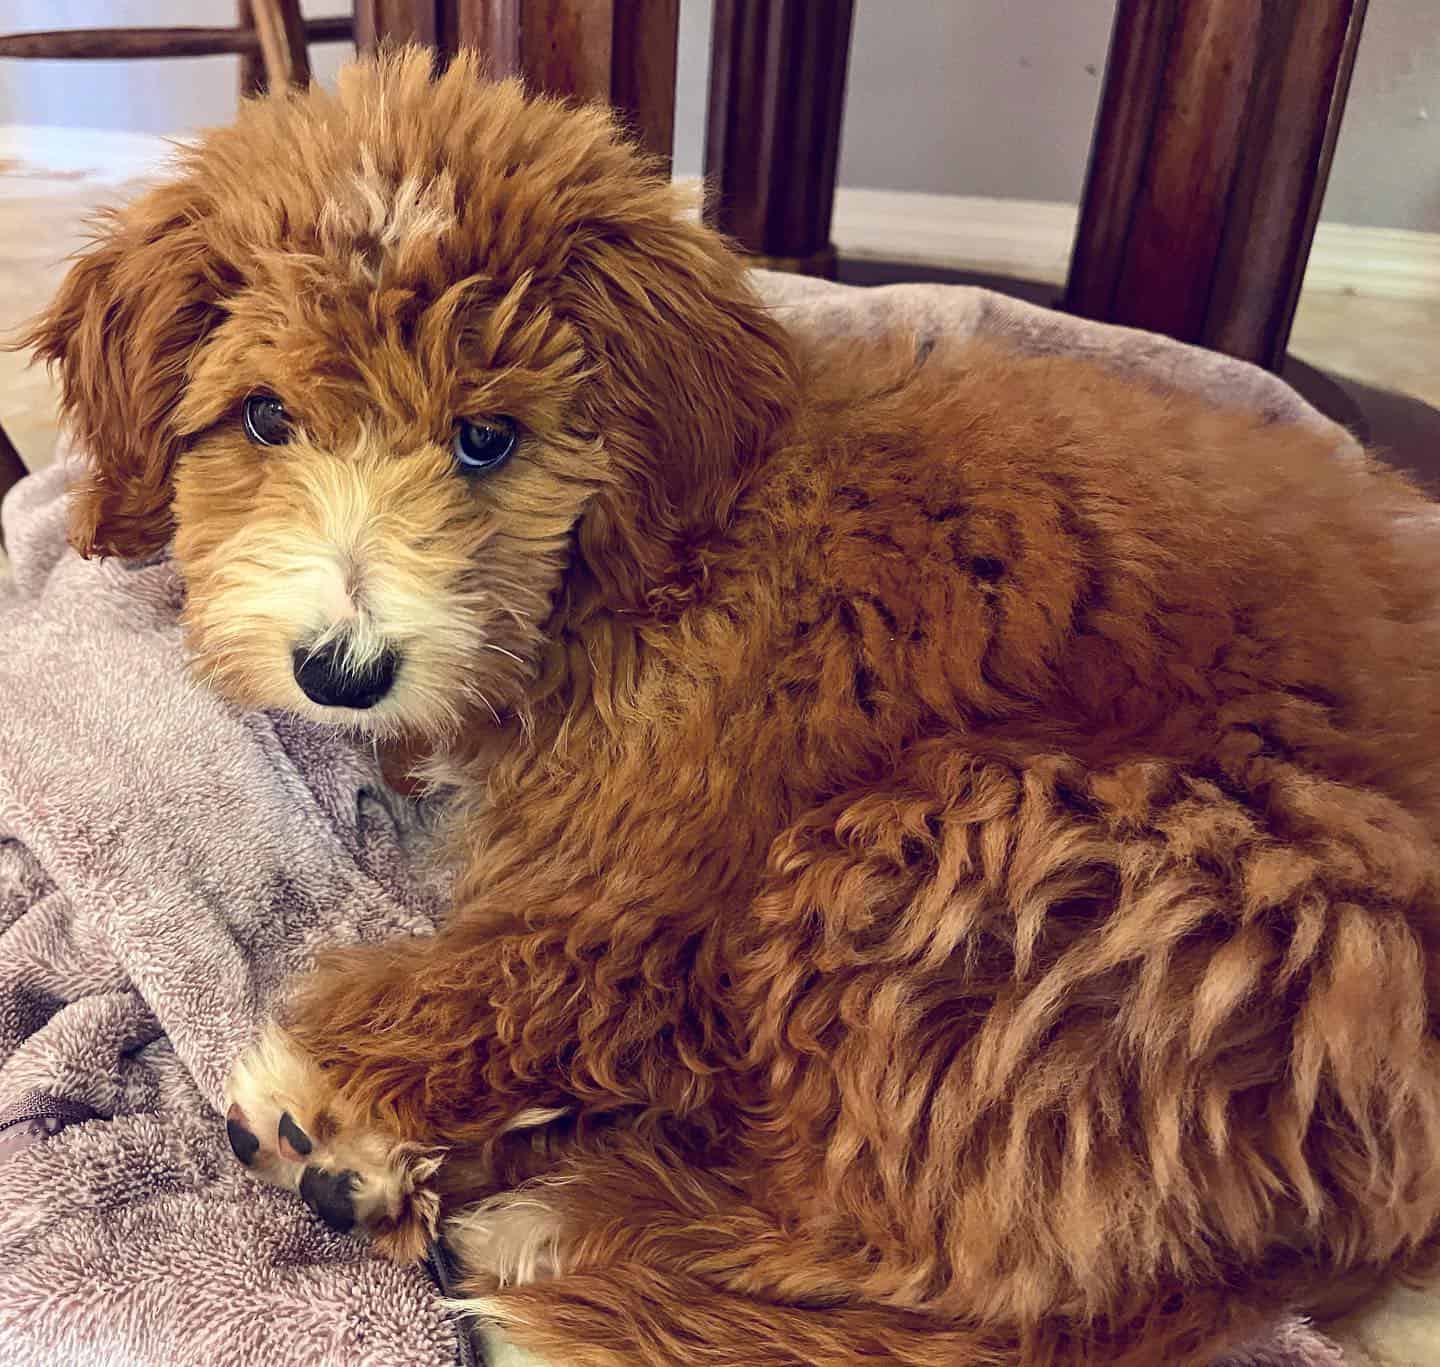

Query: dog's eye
[[242, 392, 294, 447], [453, 417, 517, 474]]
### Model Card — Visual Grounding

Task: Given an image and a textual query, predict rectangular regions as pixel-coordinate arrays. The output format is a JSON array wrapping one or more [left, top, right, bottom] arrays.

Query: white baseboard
[[832, 187, 1440, 303], [833, 190, 1078, 286], [7, 127, 1436, 301], [1300, 219, 1440, 299]]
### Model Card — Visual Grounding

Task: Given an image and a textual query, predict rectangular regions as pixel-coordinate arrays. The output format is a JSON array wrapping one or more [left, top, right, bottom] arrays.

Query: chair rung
[[0, 18, 353, 62]]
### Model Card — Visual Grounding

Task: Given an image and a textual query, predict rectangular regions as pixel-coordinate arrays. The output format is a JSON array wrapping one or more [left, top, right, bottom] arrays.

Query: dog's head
[[27, 49, 796, 739]]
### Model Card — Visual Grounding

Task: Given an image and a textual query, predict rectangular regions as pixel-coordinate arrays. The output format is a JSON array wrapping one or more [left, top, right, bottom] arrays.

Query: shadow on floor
[[836, 258, 1440, 495]]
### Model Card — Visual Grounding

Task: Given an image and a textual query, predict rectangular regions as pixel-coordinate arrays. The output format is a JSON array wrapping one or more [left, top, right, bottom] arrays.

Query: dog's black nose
[[291, 639, 398, 709]]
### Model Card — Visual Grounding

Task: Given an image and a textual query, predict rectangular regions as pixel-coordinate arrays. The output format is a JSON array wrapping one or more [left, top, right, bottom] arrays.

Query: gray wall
[[1321, 2, 1440, 230], [673, 0, 1113, 211], [4, 1, 1438, 232]]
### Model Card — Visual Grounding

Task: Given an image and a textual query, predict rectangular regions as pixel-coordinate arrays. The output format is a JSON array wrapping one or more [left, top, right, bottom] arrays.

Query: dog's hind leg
[[733, 737, 1440, 1357], [438, 1140, 1254, 1367], [439, 1140, 1024, 1367]]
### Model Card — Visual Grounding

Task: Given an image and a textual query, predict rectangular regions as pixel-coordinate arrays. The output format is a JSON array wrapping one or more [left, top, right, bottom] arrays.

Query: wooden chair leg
[[354, 0, 444, 54], [238, 0, 267, 95], [249, 0, 313, 89], [702, 0, 855, 278], [1065, 0, 1368, 371], [355, 1, 680, 172]]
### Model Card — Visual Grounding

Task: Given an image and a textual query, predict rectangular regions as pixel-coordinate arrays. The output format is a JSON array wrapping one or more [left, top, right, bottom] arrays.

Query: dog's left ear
[[23, 176, 227, 560], [558, 197, 798, 616]]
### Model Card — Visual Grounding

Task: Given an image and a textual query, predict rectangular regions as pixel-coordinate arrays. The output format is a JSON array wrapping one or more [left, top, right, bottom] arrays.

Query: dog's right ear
[[23, 178, 226, 560]]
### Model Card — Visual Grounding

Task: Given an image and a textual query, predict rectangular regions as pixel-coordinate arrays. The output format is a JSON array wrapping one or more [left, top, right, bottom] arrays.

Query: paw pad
[[225, 1104, 260, 1166], [299, 1164, 359, 1233], [278, 1110, 314, 1160]]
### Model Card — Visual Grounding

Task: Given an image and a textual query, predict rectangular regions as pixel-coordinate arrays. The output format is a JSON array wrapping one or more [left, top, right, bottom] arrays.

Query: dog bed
[[0, 271, 1379, 1365]]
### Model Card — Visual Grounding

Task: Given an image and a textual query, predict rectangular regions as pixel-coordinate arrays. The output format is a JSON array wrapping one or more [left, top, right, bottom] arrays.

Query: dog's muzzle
[[291, 638, 399, 710]]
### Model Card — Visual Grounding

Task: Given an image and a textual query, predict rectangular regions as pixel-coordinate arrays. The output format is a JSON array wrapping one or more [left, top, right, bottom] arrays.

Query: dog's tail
[[458, 1265, 1258, 1367]]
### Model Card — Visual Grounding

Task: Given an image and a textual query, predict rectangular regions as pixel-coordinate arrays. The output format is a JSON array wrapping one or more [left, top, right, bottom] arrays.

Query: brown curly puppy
[[26, 48, 1440, 1367]]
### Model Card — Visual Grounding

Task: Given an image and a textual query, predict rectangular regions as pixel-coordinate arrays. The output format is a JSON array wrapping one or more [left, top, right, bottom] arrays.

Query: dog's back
[[723, 333, 1440, 1352]]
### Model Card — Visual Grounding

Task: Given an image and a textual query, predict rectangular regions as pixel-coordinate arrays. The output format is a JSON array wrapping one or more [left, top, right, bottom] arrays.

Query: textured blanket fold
[[0, 274, 1354, 1365]]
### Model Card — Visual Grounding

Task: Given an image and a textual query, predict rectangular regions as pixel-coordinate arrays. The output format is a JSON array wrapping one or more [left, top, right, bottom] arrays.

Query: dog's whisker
[[472, 689, 504, 729], [481, 643, 525, 667]]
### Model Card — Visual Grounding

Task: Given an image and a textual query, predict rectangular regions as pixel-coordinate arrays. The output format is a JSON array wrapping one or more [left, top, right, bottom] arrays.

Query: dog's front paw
[[224, 1024, 444, 1263]]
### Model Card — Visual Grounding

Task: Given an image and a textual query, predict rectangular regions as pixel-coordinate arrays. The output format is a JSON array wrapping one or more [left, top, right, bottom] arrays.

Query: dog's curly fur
[[26, 49, 1440, 1366]]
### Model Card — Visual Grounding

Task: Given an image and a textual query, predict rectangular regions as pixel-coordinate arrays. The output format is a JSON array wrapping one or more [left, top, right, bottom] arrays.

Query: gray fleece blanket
[[0, 274, 1355, 1365]]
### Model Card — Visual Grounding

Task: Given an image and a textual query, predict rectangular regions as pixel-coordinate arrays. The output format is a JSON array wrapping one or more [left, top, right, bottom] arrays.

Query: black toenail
[[300, 1165, 357, 1233], [227, 1117, 260, 1166], [278, 1110, 312, 1155]]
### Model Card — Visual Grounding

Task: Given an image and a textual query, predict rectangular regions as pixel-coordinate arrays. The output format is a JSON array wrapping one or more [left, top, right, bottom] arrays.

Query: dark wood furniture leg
[[703, 0, 854, 278], [355, 0, 679, 172], [239, 1, 266, 95], [251, 0, 314, 89], [1065, 0, 1368, 371], [354, 0, 443, 52]]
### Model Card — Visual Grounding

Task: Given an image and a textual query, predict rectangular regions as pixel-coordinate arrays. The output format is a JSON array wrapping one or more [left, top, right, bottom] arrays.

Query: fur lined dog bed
[[0, 272, 1384, 1364]]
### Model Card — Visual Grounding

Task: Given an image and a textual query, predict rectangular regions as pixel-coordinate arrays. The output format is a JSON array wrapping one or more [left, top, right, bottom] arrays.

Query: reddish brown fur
[[26, 50, 1440, 1365]]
